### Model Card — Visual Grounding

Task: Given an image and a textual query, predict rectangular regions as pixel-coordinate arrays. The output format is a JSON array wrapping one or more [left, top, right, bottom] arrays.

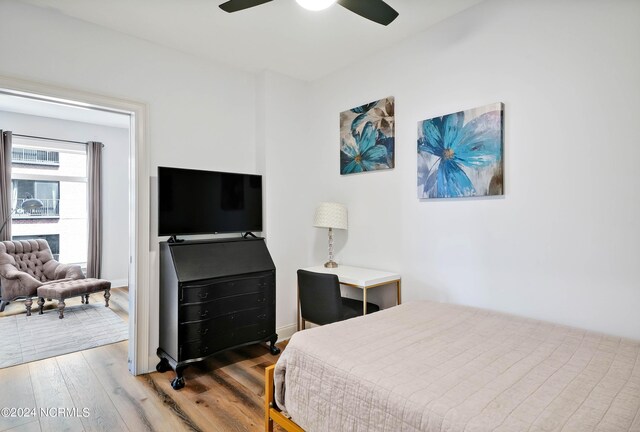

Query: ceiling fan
[[219, 0, 399, 26]]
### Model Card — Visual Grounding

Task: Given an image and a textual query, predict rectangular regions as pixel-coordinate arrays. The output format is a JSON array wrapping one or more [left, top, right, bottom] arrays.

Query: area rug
[[0, 303, 128, 368]]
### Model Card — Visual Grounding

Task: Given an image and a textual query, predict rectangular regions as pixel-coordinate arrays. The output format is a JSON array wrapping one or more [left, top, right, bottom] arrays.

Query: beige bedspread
[[275, 301, 640, 432]]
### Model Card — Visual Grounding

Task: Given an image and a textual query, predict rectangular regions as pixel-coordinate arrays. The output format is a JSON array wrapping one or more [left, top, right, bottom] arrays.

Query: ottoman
[[36, 278, 112, 319]]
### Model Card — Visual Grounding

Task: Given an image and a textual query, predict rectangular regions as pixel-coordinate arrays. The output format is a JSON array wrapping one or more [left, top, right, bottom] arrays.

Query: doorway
[[0, 76, 149, 375]]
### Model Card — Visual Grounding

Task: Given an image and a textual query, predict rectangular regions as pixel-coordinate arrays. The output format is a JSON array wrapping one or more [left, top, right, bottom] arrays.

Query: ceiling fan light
[[295, 0, 337, 11]]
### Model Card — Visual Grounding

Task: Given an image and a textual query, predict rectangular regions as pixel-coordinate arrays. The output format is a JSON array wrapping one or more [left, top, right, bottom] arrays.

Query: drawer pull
[[257, 329, 268, 336], [257, 314, 267, 320], [199, 328, 209, 336], [201, 346, 209, 354], [200, 310, 209, 318], [257, 297, 266, 303], [199, 292, 209, 300]]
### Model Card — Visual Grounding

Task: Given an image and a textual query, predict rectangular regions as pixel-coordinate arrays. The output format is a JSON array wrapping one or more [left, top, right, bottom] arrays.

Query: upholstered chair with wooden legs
[[0, 239, 85, 314]]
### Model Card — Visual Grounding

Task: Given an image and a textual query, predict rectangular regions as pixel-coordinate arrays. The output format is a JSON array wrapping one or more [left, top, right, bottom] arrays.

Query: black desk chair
[[297, 269, 380, 330]]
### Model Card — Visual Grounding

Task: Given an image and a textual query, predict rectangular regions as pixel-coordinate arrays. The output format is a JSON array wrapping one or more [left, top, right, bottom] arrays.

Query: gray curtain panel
[[87, 141, 103, 278], [0, 131, 12, 241]]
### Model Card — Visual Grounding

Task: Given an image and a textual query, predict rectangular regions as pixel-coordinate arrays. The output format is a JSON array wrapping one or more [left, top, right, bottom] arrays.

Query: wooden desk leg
[[397, 279, 402, 305], [363, 287, 368, 315]]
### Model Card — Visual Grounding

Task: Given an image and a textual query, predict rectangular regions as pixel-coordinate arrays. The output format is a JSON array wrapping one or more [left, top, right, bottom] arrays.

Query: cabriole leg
[[25, 298, 33, 316], [155, 358, 171, 373], [58, 300, 66, 319], [269, 334, 280, 355], [171, 366, 186, 390]]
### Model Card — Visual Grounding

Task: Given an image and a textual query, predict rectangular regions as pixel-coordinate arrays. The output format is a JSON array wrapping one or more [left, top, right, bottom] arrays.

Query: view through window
[[11, 137, 88, 267], [12, 234, 60, 260]]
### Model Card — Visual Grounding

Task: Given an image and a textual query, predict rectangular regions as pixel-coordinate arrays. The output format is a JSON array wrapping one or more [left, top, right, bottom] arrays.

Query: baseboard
[[110, 279, 129, 289], [276, 323, 297, 342]]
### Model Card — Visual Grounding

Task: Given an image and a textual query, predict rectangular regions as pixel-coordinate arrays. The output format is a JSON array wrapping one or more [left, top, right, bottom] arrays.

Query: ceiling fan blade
[[337, 0, 398, 26], [219, 0, 273, 13]]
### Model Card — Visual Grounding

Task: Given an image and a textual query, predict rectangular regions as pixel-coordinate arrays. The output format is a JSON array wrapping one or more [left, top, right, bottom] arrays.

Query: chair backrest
[[297, 269, 343, 326], [0, 239, 54, 282]]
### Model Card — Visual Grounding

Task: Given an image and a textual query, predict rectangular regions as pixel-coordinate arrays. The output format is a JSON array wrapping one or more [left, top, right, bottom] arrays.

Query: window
[[10, 137, 87, 267], [11, 147, 59, 166], [12, 234, 60, 260], [12, 179, 60, 218]]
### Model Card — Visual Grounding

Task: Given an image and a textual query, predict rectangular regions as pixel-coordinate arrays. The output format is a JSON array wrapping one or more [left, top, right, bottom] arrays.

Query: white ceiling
[[20, 0, 484, 81], [0, 93, 131, 128]]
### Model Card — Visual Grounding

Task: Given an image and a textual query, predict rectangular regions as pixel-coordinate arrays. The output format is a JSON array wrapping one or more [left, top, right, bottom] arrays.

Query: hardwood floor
[[0, 287, 286, 432]]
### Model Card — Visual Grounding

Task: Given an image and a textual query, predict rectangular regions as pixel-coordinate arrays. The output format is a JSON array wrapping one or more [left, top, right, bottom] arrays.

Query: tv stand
[[242, 232, 258, 239], [167, 235, 184, 243], [157, 237, 278, 390]]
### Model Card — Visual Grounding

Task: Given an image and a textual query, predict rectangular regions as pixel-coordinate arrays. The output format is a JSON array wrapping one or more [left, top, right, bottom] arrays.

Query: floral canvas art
[[417, 103, 504, 199], [340, 96, 394, 175]]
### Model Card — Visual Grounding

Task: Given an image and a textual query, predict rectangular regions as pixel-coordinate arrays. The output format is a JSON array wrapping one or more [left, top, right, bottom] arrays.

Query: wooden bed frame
[[265, 364, 304, 432]]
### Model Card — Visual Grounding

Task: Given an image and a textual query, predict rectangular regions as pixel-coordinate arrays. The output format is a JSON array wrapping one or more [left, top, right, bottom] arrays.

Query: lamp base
[[324, 260, 338, 268]]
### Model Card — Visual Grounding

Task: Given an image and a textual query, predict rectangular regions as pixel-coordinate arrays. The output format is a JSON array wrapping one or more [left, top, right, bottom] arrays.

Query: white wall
[[0, 111, 130, 286], [257, 71, 313, 337], [293, 0, 640, 339], [0, 0, 258, 365]]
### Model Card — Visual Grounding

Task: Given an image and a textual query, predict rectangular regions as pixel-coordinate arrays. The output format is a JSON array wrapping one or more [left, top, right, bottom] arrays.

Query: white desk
[[298, 265, 401, 330]]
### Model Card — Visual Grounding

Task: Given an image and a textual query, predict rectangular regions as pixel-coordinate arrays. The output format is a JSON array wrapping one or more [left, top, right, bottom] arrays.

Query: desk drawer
[[179, 323, 273, 361], [179, 338, 229, 361], [180, 292, 273, 323], [180, 308, 272, 342], [180, 273, 274, 304], [233, 323, 273, 346]]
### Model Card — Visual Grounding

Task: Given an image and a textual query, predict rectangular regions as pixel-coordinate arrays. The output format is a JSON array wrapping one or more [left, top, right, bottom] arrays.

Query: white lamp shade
[[314, 202, 348, 230]]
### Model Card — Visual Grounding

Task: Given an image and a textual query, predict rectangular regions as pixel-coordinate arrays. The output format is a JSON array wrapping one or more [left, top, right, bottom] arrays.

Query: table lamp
[[314, 202, 348, 268]]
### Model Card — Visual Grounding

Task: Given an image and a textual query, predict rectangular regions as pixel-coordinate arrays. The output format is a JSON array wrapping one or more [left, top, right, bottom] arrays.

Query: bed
[[265, 301, 640, 432]]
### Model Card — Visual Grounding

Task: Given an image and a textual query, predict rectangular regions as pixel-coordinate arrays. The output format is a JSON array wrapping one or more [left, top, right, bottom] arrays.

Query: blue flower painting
[[417, 103, 504, 198], [340, 97, 394, 175]]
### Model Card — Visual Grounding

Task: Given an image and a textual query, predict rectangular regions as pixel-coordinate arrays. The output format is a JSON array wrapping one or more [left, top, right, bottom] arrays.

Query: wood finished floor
[[0, 287, 286, 432]]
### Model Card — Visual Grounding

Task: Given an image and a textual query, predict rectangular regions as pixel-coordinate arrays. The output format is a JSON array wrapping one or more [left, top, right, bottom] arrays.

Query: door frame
[[0, 74, 150, 375]]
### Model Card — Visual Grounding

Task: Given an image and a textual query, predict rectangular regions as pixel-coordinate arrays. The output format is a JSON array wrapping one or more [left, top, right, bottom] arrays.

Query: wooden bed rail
[[265, 364, 305, 432]]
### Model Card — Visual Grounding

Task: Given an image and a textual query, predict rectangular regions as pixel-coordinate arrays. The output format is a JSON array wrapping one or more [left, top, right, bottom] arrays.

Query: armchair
[[0, 239, 85, 313]]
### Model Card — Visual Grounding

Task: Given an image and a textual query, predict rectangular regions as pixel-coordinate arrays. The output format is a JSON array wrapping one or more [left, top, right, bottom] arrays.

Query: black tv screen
[[158, 167, 263, 236]]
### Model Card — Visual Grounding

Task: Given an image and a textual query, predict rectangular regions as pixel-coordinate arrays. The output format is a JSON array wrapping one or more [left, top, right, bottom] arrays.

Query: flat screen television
[[158, 166, 263, 236]]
